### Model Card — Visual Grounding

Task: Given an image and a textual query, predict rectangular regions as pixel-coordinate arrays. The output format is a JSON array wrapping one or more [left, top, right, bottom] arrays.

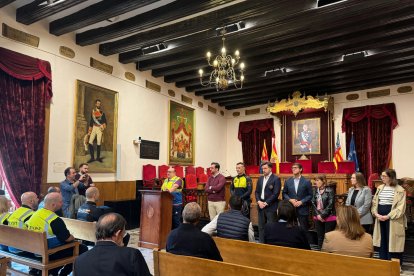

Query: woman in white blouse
[[371, 169, 406, 264], [345, 172, 373, 233]]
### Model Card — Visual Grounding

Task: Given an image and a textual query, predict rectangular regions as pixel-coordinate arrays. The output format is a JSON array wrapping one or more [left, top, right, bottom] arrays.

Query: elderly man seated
[[166, 202, 222, 261]]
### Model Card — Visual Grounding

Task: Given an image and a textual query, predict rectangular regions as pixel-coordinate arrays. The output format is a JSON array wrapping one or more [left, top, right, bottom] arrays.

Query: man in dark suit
[[74, 213, 151, 276], [255, 161, 281, 243], [282, 162, 313, 234]]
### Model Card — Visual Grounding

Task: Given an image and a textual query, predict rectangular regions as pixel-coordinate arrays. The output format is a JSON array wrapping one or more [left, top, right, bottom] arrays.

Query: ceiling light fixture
[[342, 50, 368, 62], [141, 43, 167, 55], [198, 29, 245, 91]]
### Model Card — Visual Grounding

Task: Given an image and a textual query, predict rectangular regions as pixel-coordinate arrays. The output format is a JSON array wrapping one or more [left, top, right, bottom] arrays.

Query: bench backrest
[[153, 249, 296, 276], [213, 237, 400, 276], [61, 217, 96, 242], [0, 225, 47, 256]]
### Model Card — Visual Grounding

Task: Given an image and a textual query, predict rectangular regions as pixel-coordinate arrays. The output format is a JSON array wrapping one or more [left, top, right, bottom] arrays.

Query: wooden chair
[[173, 165, 184, 179], [198, 173, 208, 184], [195, 166, 205, 178], [158, 165, 169, 179], [0, 224, 79, 276], [245, 165, 259, 175], [184, 174, 197, 203], [0, 257, 10, 276], [206, 168, 212, 177], [143, 164, 157, 188], [185, 166, 196, 176]]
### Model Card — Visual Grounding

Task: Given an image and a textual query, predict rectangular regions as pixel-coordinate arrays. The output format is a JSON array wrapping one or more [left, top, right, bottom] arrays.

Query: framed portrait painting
[[168, 101, 195, 165], [73, 80, 118, 173], [292, 118, 320, 155]]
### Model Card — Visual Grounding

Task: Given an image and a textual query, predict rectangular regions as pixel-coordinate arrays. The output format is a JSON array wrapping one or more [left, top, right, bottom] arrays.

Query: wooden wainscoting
[[42, 181, 136, 206]]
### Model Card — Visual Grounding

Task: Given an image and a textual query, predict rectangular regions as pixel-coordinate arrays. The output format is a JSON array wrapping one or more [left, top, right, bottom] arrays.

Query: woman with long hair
[[345, 172, 373, 233], [322, 205, 373, 257], [372, 169, 406, 264], [264, 200, 310, 249], [312, 174, 336, 248]]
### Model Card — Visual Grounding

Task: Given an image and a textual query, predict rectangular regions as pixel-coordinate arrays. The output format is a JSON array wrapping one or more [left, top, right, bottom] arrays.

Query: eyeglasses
[[380, 174, 389, 178]]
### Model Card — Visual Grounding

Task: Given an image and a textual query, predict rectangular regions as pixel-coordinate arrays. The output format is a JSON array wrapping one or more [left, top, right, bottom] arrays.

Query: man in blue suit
[[282, 163, 313, 234], [255, 161, 281, 243]]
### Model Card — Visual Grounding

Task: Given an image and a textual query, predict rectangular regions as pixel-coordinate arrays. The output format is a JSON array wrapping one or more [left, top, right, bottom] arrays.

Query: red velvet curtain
[[238, 119, 274, 166], [342, 103, 397, 178], [0, 47, 53, 206]]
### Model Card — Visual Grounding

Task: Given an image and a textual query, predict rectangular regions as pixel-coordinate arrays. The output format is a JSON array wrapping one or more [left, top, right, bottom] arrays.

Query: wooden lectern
[[138, 190, 173, 249]]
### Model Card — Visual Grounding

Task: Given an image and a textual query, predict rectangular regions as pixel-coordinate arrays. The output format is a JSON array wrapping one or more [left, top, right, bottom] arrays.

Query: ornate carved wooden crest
[[267, 91, 333, 116]]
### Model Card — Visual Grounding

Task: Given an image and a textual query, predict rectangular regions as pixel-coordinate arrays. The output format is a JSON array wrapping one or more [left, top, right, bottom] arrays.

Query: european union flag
[[347, 134, 359, 171]]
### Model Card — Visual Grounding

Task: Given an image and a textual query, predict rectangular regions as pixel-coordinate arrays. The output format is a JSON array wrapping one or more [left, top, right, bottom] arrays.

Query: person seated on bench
[[0, 195, 12, 251], [77, 187, 112, 222], [322, 205, 373, 258], [6, 191, 39, 254], [26, 192, 88, 276], [167, 202, 223, 261], [202, 195, 254, 242], [38, 186, 63, 217], [264, 200, 310, 250], [74, 213, 151, 276]]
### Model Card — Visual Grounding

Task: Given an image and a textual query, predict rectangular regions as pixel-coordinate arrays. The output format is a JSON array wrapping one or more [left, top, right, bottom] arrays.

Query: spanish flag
[[270, 138, 280, 174], [333, 133, 344, 170], [261, 140, 269, 162]]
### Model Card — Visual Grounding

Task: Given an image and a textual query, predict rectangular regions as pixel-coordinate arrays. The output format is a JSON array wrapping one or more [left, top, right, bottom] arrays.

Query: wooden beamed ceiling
[[4, 0, 414, 109]]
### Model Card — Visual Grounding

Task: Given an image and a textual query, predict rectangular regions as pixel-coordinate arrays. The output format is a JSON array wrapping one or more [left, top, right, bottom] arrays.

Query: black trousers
[[258, 207, 276, 243], [378, 204, 403, 265], [314, 220, 336, 248]]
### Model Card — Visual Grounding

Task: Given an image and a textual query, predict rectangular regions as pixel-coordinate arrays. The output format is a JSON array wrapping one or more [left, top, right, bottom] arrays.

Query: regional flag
[[347, 134, 359, 171], [261, 140, 269, 162], [333, 133, 344, 170], [270, 138, 280, 174]]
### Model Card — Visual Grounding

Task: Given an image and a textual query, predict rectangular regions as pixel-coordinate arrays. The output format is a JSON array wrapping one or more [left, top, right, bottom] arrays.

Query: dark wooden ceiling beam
[[76, 0, 239, 46], [224, 75, 414, 109], [100, 0, 280, 56], [219, 68, 414, 106], [16, 0, 85, 25], [139, 9, 414, 74], [215, 61, 414, 105], [0, 0, 15, 8], [189, 31, 414, 93], [49, 0, 159, 36]]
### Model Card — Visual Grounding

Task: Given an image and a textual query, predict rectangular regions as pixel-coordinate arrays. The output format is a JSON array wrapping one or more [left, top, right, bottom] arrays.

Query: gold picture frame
[[73, 80, 118, 172], [168, 101, 195, 165], [292, 118, 321, 155]]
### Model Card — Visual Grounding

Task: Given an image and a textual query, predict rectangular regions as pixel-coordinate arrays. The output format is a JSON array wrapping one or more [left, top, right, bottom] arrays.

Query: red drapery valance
[[238, 118, 275, 141], [342, 103, 398, 132], [0, 47, 53, 101]]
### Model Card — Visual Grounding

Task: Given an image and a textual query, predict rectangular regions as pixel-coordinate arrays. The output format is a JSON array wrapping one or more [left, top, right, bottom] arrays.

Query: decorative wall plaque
[[208, 105, 217, 114], [168, 89, 176, 97], [233, 112, 240, 117], [140, 140, 160, 160], [220, 110, 225, 116], [198, 101, 204, 108], [59, 46, 75, 58], [397, 86, 412, 94], [2, 23, 39, 47], [346, 94, 359, 101], [124, 72, 135, 81], [181, 95, 193, 104], [90, 57, 113, 74], [146, 80, 161, 92], [245, 108, 260, 115], [366, 89, 390, 99]]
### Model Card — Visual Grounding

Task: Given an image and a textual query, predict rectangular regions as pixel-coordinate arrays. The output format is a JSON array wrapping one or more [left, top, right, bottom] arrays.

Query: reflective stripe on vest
[[0, 212, 10, 224], [26, 208, 59, 238], [7, 207, 33, 229], [161, 176, 183, 192], [233, 176, 247, 188]]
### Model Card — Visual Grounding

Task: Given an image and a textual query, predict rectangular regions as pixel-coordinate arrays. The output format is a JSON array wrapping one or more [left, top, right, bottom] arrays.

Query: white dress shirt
[[260, 174, 270, 200]]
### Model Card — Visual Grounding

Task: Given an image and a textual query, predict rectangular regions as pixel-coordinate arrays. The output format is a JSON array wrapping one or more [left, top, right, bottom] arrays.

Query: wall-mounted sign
[[140, 140, 160, 160]]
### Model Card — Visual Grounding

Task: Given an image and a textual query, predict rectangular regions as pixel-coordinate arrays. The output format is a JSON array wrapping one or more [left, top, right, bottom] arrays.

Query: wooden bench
[[213, 237, 400, 276], [153, 249, 296, 276], [61, 217, 97, 243], [0, 256, 10, 276], [0, 224, 79, 276]]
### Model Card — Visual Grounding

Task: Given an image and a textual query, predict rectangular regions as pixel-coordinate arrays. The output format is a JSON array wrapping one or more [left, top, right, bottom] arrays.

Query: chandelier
[[198, 31, 245, 91]]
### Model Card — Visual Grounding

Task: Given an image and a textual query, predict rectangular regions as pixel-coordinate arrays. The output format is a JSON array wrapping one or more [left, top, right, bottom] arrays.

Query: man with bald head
[[77, 187, 112, 222], [6, 191, 39, 253], [74, 213, 151, 276], [26, 192, 88, 276]]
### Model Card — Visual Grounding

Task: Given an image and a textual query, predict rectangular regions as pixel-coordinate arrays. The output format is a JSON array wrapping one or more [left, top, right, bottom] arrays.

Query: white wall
[[0, 7, 227, 182], [225, 83, 414, 177]]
